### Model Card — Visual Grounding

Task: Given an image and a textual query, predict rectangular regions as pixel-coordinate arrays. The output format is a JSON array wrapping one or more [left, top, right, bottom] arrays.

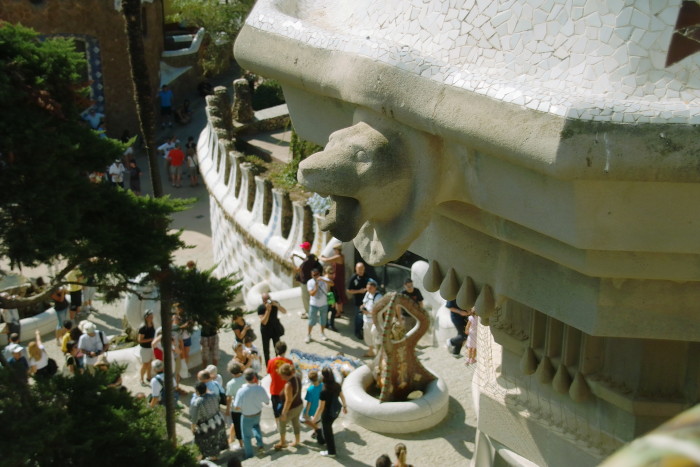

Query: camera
[[266, 299, 272, 304]]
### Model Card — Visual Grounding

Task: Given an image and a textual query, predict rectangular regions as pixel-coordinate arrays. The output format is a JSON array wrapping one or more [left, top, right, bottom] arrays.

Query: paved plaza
[[13, 79, 477, 466]]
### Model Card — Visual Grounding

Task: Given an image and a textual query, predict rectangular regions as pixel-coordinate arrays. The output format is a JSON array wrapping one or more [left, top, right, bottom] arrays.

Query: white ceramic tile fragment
[[244, 0, 699, 124]]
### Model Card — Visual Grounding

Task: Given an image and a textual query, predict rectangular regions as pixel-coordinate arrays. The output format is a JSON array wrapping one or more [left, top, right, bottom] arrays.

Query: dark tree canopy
[[171, 265, 242, 327], [0, 370, 199, 466], [0, 23, 185, 305]]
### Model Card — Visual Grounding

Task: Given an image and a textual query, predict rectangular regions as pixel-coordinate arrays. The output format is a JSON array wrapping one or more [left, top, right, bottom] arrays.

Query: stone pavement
[[11, 71, 478, 465]]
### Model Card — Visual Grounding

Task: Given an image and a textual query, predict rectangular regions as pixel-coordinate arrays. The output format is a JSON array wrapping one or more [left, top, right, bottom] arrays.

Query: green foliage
[[169, 0, 253, 41], [170, 265, 242, 329], [252, 79, 286, 110], [200, 41, 231, 78], [168, 0, 254, 76], [269, 157, 301, 191], [241, 154, 267, 175], [270, 128, 323, 190], [0, 368, 198, 466], [290, 127, 323, 161], [0, 24, 184, 305]]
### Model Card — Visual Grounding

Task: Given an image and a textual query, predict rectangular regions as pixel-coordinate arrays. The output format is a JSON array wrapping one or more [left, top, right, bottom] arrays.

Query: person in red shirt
[[266, 341, 293, 450], [166, 143, 186, 188]]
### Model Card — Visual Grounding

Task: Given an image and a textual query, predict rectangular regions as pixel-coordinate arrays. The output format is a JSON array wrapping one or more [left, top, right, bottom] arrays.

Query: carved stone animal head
[[298, 120, 442, 264]]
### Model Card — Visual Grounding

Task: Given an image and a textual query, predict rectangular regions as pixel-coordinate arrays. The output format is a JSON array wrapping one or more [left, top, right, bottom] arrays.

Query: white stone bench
[[343, 364, 449, 434]]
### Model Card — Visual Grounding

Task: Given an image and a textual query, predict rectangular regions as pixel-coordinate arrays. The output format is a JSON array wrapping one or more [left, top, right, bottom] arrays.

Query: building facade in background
[[1, 0, 164, 136]]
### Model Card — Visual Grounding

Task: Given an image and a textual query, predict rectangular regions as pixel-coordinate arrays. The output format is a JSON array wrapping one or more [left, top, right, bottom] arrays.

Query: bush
[[0, 368, 198, 466], [252, 79, 285, 110], [241, 154, 268, 176]]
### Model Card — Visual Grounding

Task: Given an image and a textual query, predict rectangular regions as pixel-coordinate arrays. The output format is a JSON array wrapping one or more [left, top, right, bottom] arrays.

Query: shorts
[[200, 334, 219, 363], [83, 286, 96, 302], [308, 305, 328, 327], [171, 165, 182, 177], [69, 290, 82, 310], [55, 308, 68, 329], [139, 346, 154, 363], [183, 337, 192, 347], [161, 106, 172, 116]]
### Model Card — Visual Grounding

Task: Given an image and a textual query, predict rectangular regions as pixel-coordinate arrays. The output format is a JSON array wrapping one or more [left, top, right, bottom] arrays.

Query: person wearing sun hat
[[291, 241, 321, 318], [77, 321, 108, 368], [6, 343, 29, 382]]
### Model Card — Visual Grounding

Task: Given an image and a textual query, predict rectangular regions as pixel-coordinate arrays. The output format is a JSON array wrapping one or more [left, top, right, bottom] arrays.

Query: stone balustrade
[[198, 88, 326, 307]]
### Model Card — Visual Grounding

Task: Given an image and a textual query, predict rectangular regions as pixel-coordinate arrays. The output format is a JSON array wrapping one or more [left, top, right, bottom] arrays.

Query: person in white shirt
[[77, 321, 107, 367], [305, 268, 333, 343], [108, 159, 125, 188], [360, 279, 383, 358], [157, 136, 179, 183]]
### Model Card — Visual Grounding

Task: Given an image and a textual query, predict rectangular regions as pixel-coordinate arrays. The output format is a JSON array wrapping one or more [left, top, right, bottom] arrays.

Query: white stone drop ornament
[[536, 355, 555, 384], [439, 267, 460, 300], [553, 363, 572, 394], [569, 372, 591, 402], [456, 276, 477, 310], [473, 284, 495, 318], [423, 260, 443, 292], [520, 347, 538, 375]]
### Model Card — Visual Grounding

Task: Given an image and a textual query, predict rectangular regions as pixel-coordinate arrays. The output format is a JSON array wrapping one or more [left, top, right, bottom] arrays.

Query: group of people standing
[[183, 337, 348, 462], [227, 341, 347, 460], [158, 135, 199, 188], [446, 301, 478, 365], [292, 240, 431, 360]]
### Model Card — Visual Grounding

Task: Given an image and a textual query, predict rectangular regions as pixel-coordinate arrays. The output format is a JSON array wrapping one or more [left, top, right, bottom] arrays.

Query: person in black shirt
[[138, 309, 156, 385], [257, 292, 287, 365], [347, 262, 370, 340], [313, 367, 347, 457], [446, 300, 469, 357], [291, 241, 321, 319], [399, 278, 424, 333], [400, 278, 424, 307]]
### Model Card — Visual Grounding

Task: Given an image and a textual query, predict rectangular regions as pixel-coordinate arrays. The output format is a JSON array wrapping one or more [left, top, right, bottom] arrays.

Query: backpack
[[214, 380, 227, 406], [151, 373, 179, 406]]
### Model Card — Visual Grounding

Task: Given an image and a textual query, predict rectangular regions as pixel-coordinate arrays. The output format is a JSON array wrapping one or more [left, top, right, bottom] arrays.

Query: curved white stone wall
[[198, 100, 333, 300], [250, 0, 699, 123]]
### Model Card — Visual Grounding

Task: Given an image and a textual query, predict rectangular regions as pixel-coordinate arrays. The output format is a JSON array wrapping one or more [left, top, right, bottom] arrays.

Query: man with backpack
[[291, 241, 321, 319], [77, 322, 108, 368], [149, 359, 178, 407]]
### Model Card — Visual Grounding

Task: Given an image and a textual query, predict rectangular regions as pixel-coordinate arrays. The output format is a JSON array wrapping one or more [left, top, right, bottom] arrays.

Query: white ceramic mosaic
[[247, 0, 700, 124]]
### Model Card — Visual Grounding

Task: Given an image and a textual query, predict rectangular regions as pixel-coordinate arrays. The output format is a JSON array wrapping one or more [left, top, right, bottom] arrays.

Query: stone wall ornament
[[297, 116, 443, 265], [553, 363, 572, 394], [232, 78, 255, 123], [423, 260, 443, 293], [536, 355, 555, 384], [456, 276, 477, 310], [570, 372, 591, 402], [474, 284, 495, 318], [439, 267, 460, 301], [520, 347, 538, 375]]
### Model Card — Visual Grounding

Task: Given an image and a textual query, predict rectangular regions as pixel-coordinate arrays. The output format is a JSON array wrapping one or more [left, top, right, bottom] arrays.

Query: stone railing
[[198, 87, 332, 301]]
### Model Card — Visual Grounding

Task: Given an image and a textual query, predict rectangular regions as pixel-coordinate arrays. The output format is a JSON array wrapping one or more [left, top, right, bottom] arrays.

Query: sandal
[[273, 442, 287, 450]]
